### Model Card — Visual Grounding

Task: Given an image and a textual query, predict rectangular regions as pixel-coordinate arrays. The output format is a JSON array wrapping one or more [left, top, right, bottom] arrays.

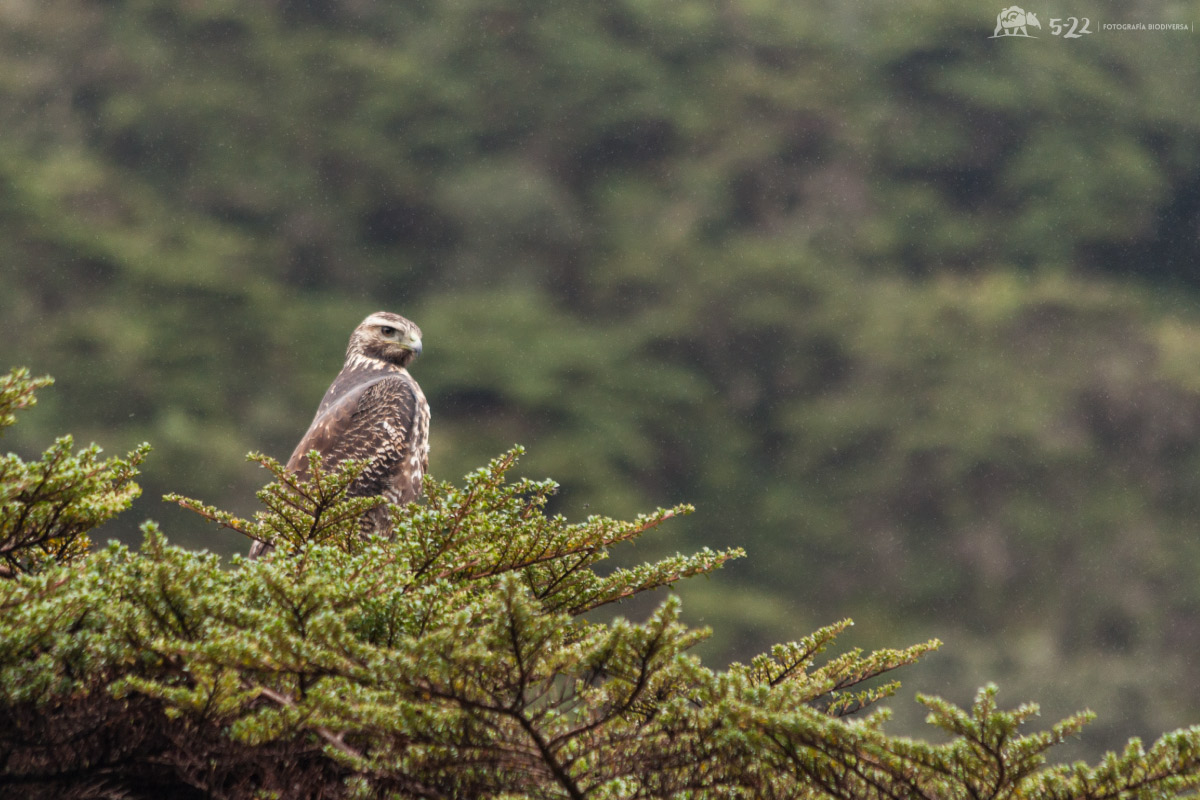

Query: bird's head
[[348, 311, 423, 368]]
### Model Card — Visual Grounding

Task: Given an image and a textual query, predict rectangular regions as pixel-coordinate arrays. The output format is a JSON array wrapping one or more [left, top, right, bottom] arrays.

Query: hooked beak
[[404, 333, 423, 358]]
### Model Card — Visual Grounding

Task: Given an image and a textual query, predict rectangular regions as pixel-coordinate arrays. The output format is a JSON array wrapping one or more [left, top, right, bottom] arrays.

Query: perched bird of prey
[[250, 311, 430, 557]]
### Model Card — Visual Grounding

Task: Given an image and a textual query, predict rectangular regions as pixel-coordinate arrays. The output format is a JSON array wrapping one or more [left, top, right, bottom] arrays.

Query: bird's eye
[[381, 326, 397, 337]]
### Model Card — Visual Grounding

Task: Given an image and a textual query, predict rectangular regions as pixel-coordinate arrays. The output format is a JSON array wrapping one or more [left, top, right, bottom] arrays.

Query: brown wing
[[286, 374, 425, 502], [285, 379, 376, 475]]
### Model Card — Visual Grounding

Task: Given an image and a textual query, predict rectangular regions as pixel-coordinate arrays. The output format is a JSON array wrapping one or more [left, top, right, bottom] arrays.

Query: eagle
[[250, 311, 430, 557]]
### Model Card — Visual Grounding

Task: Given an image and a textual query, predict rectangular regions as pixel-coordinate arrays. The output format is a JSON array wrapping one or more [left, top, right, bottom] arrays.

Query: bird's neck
[[343, 352, 404, 374]]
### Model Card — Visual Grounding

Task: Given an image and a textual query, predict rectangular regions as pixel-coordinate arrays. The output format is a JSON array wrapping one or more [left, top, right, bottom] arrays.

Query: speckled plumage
[[250, 312, 429, 557]]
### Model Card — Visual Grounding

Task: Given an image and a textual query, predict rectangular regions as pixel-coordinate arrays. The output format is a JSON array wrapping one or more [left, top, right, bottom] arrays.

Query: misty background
[[3, 0, 1200, 760]]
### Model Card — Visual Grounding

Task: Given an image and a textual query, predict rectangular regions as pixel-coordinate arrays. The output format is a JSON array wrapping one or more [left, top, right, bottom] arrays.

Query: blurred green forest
[[3, 0, 1200, 760]]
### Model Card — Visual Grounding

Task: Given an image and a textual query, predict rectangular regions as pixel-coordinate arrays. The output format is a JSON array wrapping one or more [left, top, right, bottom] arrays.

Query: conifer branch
[[6, 385, 1200, 799], [256, 685, 366, 763]]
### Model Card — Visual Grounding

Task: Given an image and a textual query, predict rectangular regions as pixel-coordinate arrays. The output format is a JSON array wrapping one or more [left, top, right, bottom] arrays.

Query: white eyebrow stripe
[[362, 313, 405, 328]]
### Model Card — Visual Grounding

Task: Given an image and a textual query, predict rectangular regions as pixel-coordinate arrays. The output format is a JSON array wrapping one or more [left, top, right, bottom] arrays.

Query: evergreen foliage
[[7, 373, 1200, 798], [0, 367, 148, 577], [5, 0, 1200, 761]]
